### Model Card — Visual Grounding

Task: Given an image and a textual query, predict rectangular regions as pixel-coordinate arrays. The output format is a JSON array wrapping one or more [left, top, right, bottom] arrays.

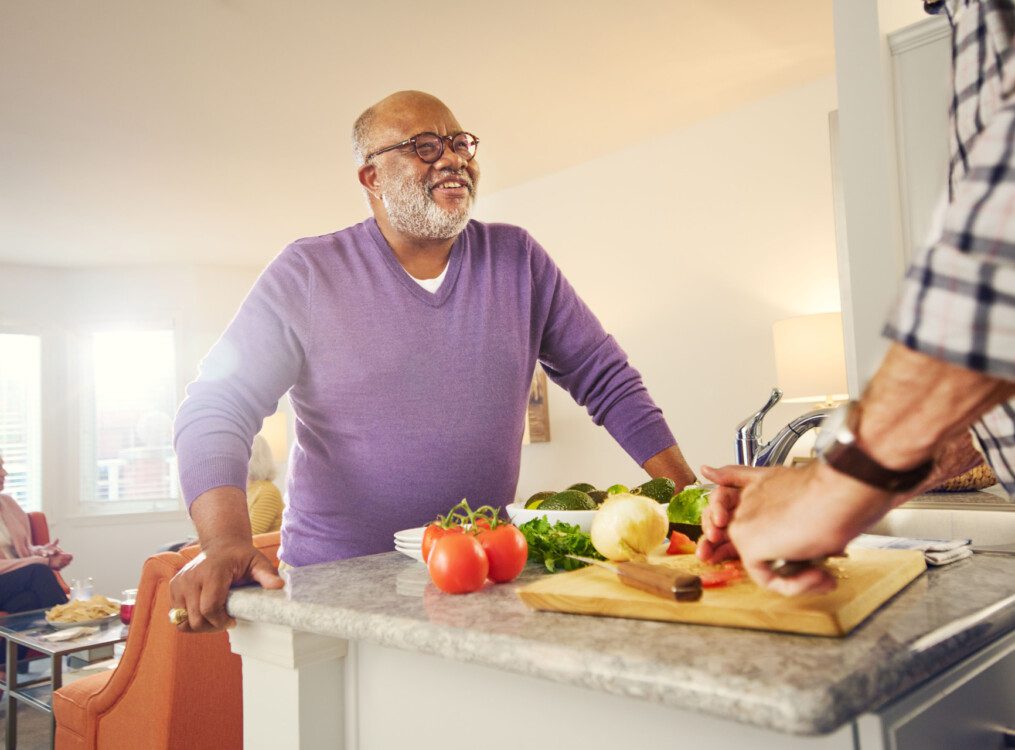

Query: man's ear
[[358, 164, 381, 199]]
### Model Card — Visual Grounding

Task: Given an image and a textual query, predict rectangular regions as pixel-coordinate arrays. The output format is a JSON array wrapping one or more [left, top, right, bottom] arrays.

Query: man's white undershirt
[[408, 261, 449, 293]]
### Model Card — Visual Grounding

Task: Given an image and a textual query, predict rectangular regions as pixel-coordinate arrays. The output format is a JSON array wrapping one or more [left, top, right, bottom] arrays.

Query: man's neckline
[[364, 218, 466, 306]]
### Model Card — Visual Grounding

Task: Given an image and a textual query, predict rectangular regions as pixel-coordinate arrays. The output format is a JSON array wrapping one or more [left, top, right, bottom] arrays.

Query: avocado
[[566, 482, 597, 494], [524, 490, 556, 509], [631, 477, 677, 503], [539, 490, 598, 511], [588, 490, 608, 505]]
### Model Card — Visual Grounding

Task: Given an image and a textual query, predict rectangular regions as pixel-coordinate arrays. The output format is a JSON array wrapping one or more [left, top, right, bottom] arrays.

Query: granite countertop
[[227, 551, 1015, 736]]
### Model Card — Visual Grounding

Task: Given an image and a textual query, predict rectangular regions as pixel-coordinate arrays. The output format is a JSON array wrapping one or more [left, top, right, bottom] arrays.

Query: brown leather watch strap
[[820, 402, 933, 493], [821, 439, 933, 492]]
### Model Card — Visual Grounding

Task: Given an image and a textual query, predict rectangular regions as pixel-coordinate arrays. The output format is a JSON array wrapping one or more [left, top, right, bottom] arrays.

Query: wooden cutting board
[[517, 547, 926, 637]]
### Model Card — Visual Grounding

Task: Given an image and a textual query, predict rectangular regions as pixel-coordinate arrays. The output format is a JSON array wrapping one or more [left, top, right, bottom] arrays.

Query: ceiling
[[0, 0, 834, 268]]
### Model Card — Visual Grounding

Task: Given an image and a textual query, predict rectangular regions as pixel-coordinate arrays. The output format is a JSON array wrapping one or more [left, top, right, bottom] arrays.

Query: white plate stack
[[393, 527, 425, 563]]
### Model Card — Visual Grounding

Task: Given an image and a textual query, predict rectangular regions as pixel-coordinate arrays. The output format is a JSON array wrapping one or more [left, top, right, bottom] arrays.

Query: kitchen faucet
[[735, 388, 835, 467]]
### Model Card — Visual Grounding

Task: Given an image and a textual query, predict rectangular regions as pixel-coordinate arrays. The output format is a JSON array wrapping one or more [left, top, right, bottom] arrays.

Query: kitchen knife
[[766, 551, 848, 577], [766, 558, 828, 577], [566, 555, 702, 601]]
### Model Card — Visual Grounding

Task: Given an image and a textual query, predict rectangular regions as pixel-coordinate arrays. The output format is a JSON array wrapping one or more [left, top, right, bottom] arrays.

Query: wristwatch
[[814, 401, 934, 493]]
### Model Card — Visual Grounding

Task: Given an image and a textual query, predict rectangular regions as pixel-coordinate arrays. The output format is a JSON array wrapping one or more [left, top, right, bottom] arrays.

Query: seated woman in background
[[247, 435, 283, 535], [0, 453, 71, 616]]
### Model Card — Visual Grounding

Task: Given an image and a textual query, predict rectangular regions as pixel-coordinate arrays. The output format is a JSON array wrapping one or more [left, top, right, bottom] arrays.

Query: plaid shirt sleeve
[[885, 0, 1015, 379]]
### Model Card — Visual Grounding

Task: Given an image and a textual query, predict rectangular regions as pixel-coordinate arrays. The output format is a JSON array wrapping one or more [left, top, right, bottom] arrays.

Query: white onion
[[590, 493, 669, 561]]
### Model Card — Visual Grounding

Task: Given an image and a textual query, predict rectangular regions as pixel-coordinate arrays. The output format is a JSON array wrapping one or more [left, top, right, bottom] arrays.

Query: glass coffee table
[[0, 608, 128, 750]]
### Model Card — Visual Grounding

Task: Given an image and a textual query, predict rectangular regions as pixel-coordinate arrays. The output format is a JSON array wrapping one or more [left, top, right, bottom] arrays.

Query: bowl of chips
[[46, 595, 120, 629]]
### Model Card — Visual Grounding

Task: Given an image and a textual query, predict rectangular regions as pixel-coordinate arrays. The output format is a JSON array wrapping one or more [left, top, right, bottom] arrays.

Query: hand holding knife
[[765, 552, 847, 578]]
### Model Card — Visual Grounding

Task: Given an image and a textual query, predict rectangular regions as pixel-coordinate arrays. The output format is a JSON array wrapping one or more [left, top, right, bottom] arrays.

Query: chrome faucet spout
[[735, 388, 834, 467], [753, 408, 834, 468], [735, 388, 782, 466]]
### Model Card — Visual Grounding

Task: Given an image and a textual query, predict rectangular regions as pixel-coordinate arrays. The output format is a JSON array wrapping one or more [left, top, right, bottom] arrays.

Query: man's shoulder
[[465, 219, 534, 245], [285, 221, 374, 258], [465, 220, 555, 271], [262, 221, 379, 281]]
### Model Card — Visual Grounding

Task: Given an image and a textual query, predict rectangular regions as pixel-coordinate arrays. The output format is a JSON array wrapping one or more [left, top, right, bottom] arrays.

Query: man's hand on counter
[[170, 541, 283, 632], [170, 487, 285, 633], [699, 462, 895, 596]]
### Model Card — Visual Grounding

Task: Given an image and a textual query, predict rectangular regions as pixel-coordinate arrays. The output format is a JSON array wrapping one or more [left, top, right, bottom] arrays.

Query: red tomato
[[472, 517, 492, 531], [666, 531, 696, 555], [477, 525, 528, 583], [699, 567, 744, 588], [427, 534, 489, 594], [422, 523, 464, 563]]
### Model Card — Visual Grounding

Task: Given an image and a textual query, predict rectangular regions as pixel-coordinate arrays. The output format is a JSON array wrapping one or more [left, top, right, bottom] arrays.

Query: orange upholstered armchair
[[52, 532, 281, 750]]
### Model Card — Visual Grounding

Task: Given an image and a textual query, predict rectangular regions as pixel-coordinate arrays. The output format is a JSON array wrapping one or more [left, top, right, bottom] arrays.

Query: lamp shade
[[772, 312, 849, 404]]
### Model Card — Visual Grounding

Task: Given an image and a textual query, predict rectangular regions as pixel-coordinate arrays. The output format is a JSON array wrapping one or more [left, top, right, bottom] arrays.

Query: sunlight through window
[[80, 329, 179, 513]]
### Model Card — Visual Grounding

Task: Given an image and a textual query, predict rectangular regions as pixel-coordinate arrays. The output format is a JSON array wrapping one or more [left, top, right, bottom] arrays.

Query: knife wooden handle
[[616, 562, 702, 601]]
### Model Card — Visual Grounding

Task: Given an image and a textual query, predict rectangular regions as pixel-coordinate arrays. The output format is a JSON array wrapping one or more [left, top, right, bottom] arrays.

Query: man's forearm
[[857, 344, 1015, 470], [189, 486, 254, 550], [643, 444, 696, 488]]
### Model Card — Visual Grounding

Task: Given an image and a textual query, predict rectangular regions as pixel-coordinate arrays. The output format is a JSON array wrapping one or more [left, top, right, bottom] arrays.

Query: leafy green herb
[[667, 485, 711, 525], [516, 517, 604, 573]]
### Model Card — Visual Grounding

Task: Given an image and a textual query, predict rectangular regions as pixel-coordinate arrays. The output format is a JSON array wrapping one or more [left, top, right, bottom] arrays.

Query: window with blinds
[[0, 333, 42, 512], [79, 329, 180, 514]]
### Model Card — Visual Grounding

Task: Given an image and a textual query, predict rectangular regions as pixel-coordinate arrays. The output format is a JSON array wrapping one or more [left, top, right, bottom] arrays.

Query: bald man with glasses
[[169, 90, 695, 633]]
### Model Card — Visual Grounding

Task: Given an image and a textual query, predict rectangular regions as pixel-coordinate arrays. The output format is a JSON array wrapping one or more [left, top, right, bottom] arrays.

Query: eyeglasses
[[365, 131, 480, 164]]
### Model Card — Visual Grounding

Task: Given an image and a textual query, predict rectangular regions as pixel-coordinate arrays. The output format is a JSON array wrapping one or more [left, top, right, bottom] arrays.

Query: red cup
[[119, 602, 135, 625], [120, 588, 137, 625]]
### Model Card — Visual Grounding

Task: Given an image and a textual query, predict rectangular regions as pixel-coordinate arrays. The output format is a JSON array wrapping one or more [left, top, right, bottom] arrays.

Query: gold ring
[[168, 608, 188, 626]]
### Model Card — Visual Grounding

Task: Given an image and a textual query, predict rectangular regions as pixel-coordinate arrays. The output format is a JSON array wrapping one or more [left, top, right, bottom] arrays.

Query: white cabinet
[[231, 617, 1015, 750], [832, 5, 952, 388], [889, 16, 951, 267]]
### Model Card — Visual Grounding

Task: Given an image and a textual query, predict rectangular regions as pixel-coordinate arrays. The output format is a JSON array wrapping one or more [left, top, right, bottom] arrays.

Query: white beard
[[381, 170, 474, 240]]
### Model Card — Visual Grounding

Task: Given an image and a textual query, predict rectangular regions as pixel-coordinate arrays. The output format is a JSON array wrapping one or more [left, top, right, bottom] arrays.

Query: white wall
[[0, 263, 266, 594], [477, 76, 841, 497]]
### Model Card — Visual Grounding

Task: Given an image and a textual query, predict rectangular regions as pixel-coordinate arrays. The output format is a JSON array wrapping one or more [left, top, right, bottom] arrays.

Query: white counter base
[[231, 619, 853, 750]]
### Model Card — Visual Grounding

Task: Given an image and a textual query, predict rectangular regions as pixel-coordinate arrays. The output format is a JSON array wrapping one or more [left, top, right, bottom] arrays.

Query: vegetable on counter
[[667, 484, 711, 526], [524, 485, 600, 509], [477, 523, 528, 583], [422, 523, 465, 563], [700, 561, 744, 588], [590, 493, 669, 562], [428, 534, 489, 594], [666, 531, 697, 555], [424, 500, 528, 593], [517, 517, 604, 573], [630, 477, 676, 503]]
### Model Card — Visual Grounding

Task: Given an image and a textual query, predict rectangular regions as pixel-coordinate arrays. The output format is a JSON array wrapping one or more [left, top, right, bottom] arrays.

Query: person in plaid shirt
[[699, 0, 1015, 595]]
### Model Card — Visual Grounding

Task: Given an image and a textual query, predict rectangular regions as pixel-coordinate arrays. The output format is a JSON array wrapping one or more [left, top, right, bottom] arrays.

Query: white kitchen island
[[226, 551, 1015, 750]]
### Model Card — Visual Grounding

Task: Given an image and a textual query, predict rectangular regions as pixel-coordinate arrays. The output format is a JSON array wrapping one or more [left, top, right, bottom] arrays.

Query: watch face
[[814, 402, 851, 455]]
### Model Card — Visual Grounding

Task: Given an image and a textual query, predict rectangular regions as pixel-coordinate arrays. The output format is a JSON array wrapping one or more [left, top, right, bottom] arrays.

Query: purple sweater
[[174, 219, 676, 566]]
